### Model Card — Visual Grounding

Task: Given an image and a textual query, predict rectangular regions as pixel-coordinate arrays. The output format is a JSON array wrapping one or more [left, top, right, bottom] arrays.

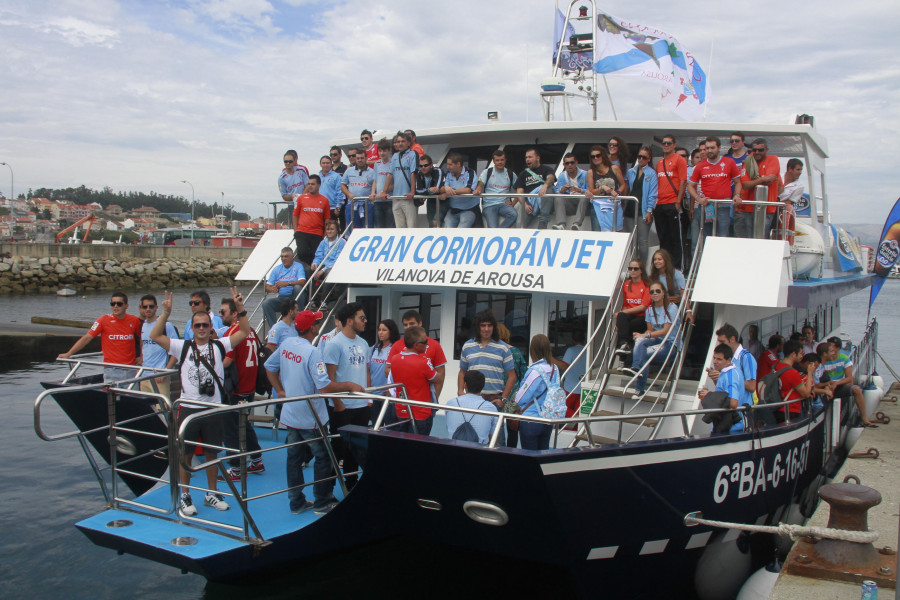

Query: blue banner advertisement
[[830, 225, 863, 273], [794, 193, 811, 217], [870, 196, 900, 307]]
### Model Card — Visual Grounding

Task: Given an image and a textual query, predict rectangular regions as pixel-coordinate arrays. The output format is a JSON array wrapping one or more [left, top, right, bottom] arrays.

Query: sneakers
[[551, 223, 566, 230], [291, 500, 314, 515], [180, 493, 198, 516], [314, 501, 338, 516], [570, 223, 581, 231], [247, 460, 265, 475], [620, 367, 638, 377], [614, 343, 631, 356], [205, 492, 230, 511], [218, 468, 241, 482]]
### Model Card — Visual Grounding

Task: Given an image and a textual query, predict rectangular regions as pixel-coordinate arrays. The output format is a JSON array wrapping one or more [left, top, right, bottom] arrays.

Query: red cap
[[294, 310, 324, 332]]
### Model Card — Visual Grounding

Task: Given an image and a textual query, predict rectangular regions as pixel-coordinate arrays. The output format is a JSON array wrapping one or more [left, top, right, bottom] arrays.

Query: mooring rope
[[684, 514, 879, 544]]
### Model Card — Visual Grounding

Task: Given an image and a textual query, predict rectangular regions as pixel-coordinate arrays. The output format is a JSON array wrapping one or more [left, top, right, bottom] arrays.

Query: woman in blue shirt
[[514, 334, 557, 451], [623, 282, 680, 396], [369, 319, 400, 424], [649, 248, 686, 305]]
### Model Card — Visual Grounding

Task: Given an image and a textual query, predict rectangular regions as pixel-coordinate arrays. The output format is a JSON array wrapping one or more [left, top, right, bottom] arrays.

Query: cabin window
[[440, 145, 499, 175], [397, 292, 442, 342], [761, 315, 779, 345], [452, 291, 531, 359], [547, 299, 589, 360], [355, 295, 382, 346]]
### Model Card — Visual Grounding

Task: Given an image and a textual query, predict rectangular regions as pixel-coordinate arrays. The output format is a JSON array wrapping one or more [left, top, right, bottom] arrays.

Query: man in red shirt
[[361, 129, 379, 165], [775, 340, 812, 419], [389, 326, 444, 435], [757, 334, 783, 380], [688, 137, 741, 238], [655, 134, 688, 269], [385, 310, 448, 399], [736, 138, 782, 238], [220, 298, 265, 481], [58, 291, 142, 383], [292, 174, 330, 267]]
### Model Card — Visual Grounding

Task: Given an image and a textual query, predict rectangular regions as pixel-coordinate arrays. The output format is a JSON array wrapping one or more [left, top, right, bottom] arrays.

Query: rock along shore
[[0, 255, 246, 294]]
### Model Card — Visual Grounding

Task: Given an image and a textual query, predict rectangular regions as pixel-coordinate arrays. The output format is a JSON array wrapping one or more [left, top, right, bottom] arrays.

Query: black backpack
[[255, 341, 273, 397], [451, 400, 487, 443], [756, 366, 792, 405]]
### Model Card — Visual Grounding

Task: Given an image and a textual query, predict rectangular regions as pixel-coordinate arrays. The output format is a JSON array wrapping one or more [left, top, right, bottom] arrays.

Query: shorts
[[179, 406, 224, 454], [831, 383, 856, 399]]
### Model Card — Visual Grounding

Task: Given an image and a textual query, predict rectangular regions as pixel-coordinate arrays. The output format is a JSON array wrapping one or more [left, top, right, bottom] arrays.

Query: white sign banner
[[329, 229, 630, 297]]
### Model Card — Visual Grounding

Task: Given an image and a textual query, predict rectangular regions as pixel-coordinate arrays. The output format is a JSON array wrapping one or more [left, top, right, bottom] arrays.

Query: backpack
[[537, 365, 567, 419], [451, 401, 485, 443], [482, 167, 515, 192], [756, 365, 791, 405], [255, 342, 273, 396]]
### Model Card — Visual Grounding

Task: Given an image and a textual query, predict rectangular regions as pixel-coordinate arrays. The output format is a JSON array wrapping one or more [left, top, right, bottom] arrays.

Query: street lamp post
[[180, 180, 195, 244], [0, 162, 13, 203], [259, 202, 269, 229], [220, 192, 224, 224]]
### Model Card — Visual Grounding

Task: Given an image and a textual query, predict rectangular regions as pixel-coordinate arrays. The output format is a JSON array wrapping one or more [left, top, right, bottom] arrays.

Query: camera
[[199, 379, 215, 397]]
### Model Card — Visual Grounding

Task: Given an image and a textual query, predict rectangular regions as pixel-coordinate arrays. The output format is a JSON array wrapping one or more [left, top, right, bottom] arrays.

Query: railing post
[[106, 386, 119, 509], [238, 407, 249, 539]]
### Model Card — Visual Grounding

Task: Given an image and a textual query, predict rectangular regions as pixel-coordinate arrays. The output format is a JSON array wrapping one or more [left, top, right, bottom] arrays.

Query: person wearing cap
[[264, 309, 365, 515]]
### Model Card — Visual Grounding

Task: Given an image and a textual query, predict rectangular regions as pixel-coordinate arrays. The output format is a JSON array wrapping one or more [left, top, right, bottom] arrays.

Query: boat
[[56, 287, 77, 297], [34, 4, 881, 598]]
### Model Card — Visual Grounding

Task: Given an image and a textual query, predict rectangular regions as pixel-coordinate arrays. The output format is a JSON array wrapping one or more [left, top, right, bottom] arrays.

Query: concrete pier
[[770, 389, 899, 598]]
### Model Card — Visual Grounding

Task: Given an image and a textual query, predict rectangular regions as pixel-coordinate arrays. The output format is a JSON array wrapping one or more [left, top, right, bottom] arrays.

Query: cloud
[[0, 0, 897, 225]]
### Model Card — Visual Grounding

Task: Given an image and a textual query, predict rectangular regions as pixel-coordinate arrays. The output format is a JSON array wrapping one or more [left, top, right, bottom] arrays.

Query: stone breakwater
[[0, 255, 246, 294]]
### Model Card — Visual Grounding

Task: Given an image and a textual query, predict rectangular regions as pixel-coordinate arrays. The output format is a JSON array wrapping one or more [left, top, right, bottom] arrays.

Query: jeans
[[393, 414, 434, 435], [350, 200, 374, 231], [426, 198, 450, 228], [262, 287, 304, 326], [519, 421, 552, 450], [733, 211, 755, 239], [373, 202, 395, 228], [224, 395, 262, 469], [622, 214, 652, 264], [444, 208, 478, 228], [329, 406, 370, 489], [537, 195, 553, 229], [104, 367, 134, 385], [712, 202, 733, 237], [482, 203, 518, 228], [286, 427, 336, 511], [631, 338, 674, 393], [691, 205, 712, 256]]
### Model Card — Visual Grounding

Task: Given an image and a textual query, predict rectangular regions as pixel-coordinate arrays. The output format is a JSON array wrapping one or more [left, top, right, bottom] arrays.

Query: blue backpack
[[537, 366, 567, 419]]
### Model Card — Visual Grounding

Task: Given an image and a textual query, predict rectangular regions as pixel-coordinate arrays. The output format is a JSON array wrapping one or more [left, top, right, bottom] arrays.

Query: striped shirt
[[459, 338, 514, 394]]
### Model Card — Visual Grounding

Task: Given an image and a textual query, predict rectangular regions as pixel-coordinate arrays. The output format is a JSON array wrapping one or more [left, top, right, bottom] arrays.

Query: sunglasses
[[110, 301, 125, 307], [192, 322, 211, 329], [330, 152, 340, 156], [590, 153, 602, 158], [140, 304, 156, 309], [650, 289, 665, 294], [283, 159, 294, 164], [564, 160, 576, 165], [637, 155, 650, 160], [661, 141, 674, 146], [730, 138, 742, 143], [608, 142, 618, 147], [189, 300, 203, 306], [419, 163, 431, 167], [627, 266, 641, 271], [752, 148, 766, 152], [219, 309, 228, 314]]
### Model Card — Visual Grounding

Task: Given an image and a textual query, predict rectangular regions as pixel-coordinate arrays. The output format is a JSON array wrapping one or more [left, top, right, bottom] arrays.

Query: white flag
[[592, 10, 709, 121]]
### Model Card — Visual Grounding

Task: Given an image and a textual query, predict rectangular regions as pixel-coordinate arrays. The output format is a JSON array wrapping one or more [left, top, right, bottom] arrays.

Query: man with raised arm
[[514, 147, 556, 229], [58, 290, 143, 383], [265, 309, 365, 515], [150, 287, 251, 516], [279, 150, 309, 202], [688, 137, 741, 238], [474, 149, 518, 229]]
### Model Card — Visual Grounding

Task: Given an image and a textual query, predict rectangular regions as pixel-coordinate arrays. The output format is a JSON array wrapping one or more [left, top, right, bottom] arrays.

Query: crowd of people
[[280, 130, 807, 270]]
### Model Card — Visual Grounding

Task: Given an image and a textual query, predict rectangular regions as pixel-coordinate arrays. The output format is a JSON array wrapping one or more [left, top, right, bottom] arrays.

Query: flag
[[592, 9, 709, 121], [554, 9, 593, 71], [869, 196, 900, 307]]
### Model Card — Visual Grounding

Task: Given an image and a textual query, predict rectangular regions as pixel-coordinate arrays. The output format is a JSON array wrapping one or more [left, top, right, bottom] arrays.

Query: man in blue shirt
[[417, 154, 446, 228], [699, 344, 748, 433], [457, 310, 516, 405], [384, 132, 418, 228], [266, 298, 299, 351], [138, 294, 177, 398], [446, 370, 499, 445], [318, 155, 344, 229], [278, 149, 309, 201], [710, 323, 757, 407], [441, 152, 479, 228], [340, 151, 375, 231], [323, 302, 371, 490], [184, 290, 225, 341], [262, 247, 307, 327], [474, 149, 518, 228], [265, 309, 365, 515], [552, 152, 588, 230], [372, 139, 395, 228]]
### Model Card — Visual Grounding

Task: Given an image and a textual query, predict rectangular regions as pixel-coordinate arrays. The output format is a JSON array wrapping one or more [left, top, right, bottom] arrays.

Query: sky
[[0, 0, 898, 224]]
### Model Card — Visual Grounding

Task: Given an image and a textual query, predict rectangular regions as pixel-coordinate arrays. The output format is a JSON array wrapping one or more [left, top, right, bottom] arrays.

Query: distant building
[[106, 204, 123, 217]]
